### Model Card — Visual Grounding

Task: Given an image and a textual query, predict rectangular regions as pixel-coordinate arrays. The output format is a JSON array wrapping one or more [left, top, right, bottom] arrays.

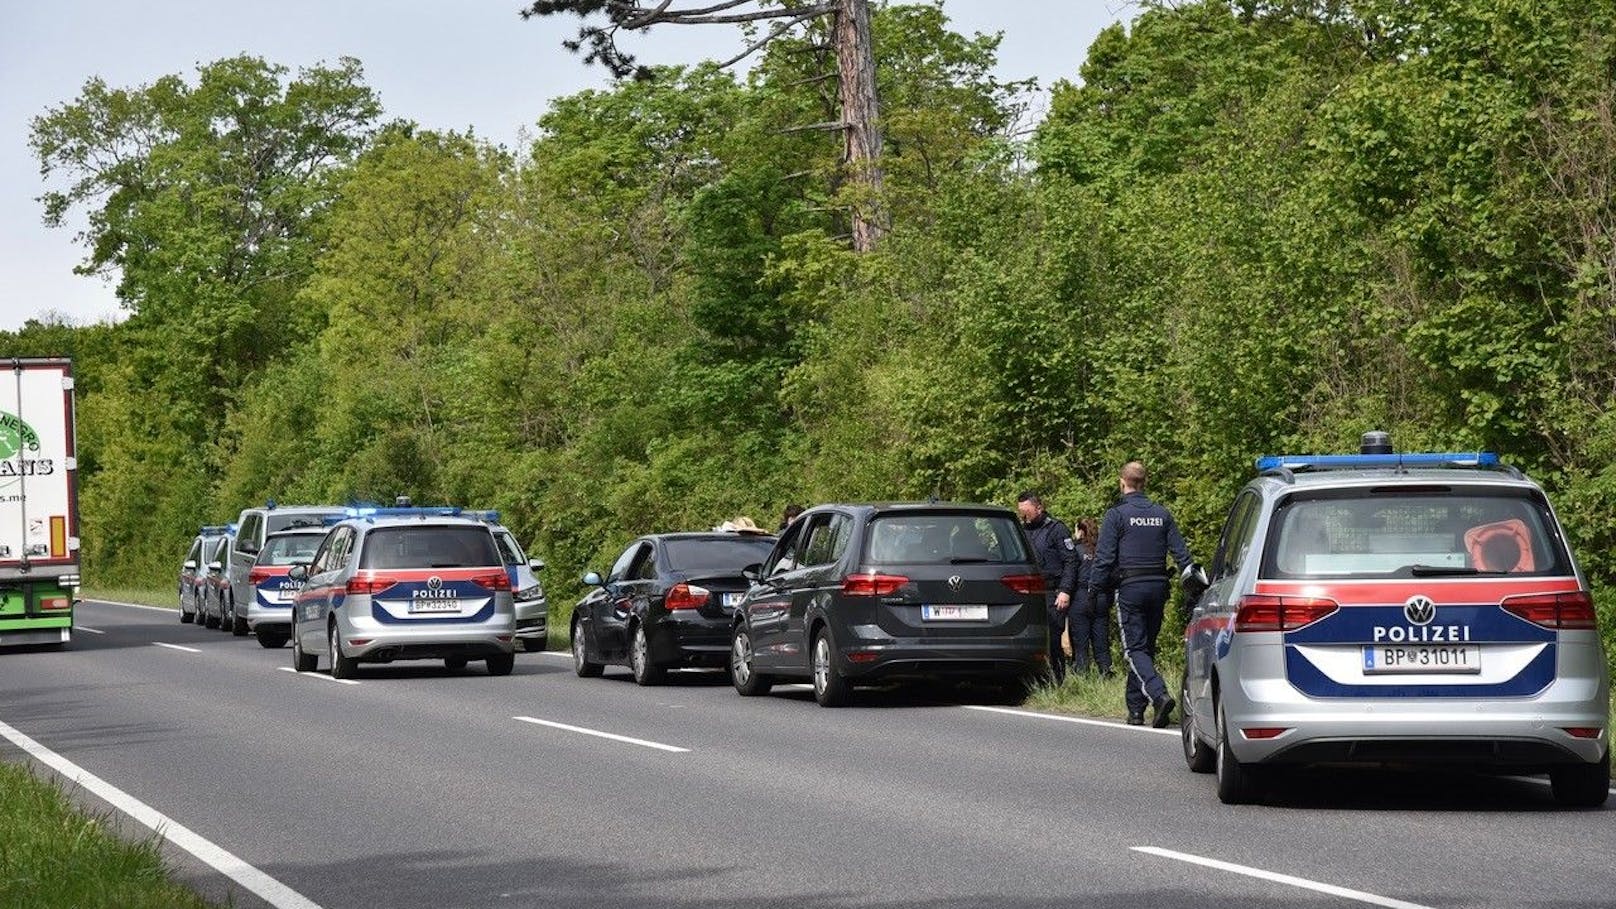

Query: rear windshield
[[258, 533, 325, 566], [863, 513, 1029, 565], [267, 511, 342, 534], [359, 526, 501, 570], [664, 537, 776, 573], [1262, 487, 1572, 580]]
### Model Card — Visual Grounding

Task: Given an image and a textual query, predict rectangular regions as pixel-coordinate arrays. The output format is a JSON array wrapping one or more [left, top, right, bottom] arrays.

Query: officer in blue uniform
[[1091, 461, 1202, 726], [1016, 491, 1078, 683]]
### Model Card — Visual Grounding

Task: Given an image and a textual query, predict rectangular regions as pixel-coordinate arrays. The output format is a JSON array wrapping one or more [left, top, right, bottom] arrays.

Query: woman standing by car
[[1068, 517, 1113, 677]]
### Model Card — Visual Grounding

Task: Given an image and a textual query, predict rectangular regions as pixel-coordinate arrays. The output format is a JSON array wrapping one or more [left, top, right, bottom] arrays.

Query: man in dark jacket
[[1091, 461, 1199, 727], [1016, 491, 1078, 683]]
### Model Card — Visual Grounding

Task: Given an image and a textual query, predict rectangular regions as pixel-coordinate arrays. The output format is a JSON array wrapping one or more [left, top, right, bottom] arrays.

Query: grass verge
[[0, 760, 215, 909], [80, 586, 176, 609], [1024, 662, 1184, 722]]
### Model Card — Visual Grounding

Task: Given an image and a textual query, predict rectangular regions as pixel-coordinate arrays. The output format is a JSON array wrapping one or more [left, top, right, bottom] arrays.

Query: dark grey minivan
[[729, 503, 1049, 706]]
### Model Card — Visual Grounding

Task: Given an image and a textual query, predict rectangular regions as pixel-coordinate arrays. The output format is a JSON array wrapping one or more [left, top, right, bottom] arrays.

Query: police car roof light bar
[[327, 505, 470, 523], [1254, 451, 1502, 473], [199, 524, 231, 535]]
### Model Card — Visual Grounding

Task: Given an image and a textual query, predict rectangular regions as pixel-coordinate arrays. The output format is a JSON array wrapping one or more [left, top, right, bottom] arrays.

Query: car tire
[[229, 600, 248, 636], [811, 627, 852, 708], [203, 602, 220, 629], [329, 624, 358, 680], [1182, 672, 1215, 774], [292, 628, 317, 672], [730, 625, 773, 696], [180, 604, 195, 624], [571, 616, 603, 678], [255, 628, 287, 649], [1549, 749, 1610, 808], [486, 652, 515, 677], [629, 624, 665, 686], [1215, 698, 1262, 804], [444, 656, 469, 671]]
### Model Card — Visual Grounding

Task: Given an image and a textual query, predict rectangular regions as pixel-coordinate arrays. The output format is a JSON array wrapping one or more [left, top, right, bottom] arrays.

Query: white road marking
[[513, 716, 690, 753], [81, 598, 175, 613], [964, 704, 1178, 736], [1132, 846, 1433, 909], [73, 626, 105, 634], [152, 642, 201, 653], [277, 667, 359, 686], [0, 716, 324, 909]]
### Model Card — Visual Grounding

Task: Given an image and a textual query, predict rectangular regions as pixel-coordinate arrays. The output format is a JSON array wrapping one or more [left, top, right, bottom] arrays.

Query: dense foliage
[[9, 1, 1616, 665]]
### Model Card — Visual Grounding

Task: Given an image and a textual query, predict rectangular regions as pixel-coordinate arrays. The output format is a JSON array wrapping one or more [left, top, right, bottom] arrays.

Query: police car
[[288, 506, 517, 678], [1180, 433, 1610, 806], [245, 526, 329, 648]]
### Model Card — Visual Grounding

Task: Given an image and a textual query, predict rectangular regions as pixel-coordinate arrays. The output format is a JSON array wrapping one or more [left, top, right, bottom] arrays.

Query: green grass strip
[[0, 761, 216, 909]]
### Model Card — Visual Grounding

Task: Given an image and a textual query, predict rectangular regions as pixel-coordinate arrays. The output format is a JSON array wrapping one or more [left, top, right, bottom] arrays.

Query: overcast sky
[[0, 1, 1129, 331]]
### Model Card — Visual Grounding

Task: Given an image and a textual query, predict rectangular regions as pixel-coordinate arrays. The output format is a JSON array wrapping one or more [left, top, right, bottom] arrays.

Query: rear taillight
[[248, 567, 272, 585], [1233, 594, 1339, 632], [39, 596, 71, 611], [471, 571, 512, 592], [665, 583, 710, 610], [1241, 727, 1289, 740], [842, 573, 909, 597], [1500, 591, 1596, 630], [1000, 573, 1046, 596], [346, 575, 396, 596], [1562, 727, 1603, 739]]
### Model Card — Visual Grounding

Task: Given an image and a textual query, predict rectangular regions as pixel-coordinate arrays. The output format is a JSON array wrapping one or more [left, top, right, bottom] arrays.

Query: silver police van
[[288, 507, 517, 678], [1181, 434, 1609, 806], [228, 503, 345, 634]]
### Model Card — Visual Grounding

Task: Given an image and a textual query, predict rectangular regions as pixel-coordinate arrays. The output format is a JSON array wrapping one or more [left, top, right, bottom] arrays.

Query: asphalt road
[[1, 599, 1611, 909]]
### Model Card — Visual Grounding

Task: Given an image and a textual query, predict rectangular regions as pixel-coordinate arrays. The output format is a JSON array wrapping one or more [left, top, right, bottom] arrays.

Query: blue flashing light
[[463, 509, 500, 524], [1255, 451, 1501, 472], [324, 505, 473, 523], [199, 524, 231, 535]]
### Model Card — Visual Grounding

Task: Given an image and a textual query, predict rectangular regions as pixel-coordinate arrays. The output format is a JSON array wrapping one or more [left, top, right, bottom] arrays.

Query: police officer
[[1091, 461, 1202, 726], [1016, 491, 1078, 683]]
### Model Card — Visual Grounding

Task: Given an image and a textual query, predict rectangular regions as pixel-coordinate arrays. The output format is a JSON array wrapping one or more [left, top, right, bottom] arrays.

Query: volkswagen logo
[[947, 575, 964, 591], [427, 575, 443, 590], [1404, 595, 1436, 626]]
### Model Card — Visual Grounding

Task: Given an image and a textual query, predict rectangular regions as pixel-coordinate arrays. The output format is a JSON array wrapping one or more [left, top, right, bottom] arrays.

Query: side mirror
[[530, 559, 546, 572], [207, 561, 223, 573], [288, 564, 309, 582], [581, 571, 603, 587], [183, 559, 198, 571], [742, 563, 762, 583]]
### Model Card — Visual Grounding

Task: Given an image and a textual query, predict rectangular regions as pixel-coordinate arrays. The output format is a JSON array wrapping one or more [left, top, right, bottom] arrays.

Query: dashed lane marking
[[513, 716, 690, 753], [1132, 846, 1433, 909], [277, 667, 359, 686], [73, 626, 105, 634], [153, 642, 201, 654]]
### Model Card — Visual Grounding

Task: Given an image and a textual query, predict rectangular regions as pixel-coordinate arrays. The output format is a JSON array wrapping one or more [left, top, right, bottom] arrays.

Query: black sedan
[[571, 531, 778, 685], [729, 503, 1049, 706]]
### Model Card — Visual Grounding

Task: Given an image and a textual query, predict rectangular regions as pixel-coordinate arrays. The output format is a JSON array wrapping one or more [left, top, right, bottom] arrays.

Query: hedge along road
[[0, 599, 1609, 909]]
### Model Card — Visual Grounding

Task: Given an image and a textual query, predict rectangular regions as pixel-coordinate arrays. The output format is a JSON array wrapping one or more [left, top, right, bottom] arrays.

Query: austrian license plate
[[922, 604, 989, 622], [408, 599, 462, 614], [722, 592, 744, 608], [1362, 644, 1481, 674]]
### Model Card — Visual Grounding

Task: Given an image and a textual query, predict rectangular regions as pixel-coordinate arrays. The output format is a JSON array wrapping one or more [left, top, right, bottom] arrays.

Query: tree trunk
[[834, 0, 884, 252]]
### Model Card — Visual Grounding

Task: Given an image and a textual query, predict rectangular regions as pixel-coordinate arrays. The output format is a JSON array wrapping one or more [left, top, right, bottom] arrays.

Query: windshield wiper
[[1408, 564, 1503, 577]]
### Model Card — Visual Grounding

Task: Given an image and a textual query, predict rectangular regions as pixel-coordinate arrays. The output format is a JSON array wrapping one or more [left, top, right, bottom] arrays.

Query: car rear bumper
[[246, 602, 293, 629], [337, 614, 516, 663], [836, 629, 1048, 680], [649, 614, 732, 666]]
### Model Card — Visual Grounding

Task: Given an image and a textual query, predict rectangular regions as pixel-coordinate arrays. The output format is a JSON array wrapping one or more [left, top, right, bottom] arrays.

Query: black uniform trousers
[[1115, 578, 1170, 715]]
